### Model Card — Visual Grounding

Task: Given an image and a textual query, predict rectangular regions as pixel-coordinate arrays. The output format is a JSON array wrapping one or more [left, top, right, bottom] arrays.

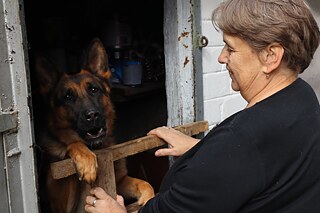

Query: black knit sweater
[[141, 78, 320, 213]]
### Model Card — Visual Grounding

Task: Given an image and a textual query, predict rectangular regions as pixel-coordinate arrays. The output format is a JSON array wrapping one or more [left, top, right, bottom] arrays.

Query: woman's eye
[[224, 44, 235, 53], [227, 46, 235, 53]]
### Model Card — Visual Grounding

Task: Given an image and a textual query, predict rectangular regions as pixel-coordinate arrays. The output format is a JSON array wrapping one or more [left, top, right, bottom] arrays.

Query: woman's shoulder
[[200, 77, 320, 154], [228, 78, 319, 131]]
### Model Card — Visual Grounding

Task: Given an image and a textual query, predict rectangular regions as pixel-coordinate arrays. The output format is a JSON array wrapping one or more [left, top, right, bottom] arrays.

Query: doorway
[[24, 0, 168, 194]]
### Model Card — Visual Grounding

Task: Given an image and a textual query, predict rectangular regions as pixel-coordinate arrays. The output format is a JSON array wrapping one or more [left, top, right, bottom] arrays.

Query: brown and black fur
[[33, 38, 154, 213]]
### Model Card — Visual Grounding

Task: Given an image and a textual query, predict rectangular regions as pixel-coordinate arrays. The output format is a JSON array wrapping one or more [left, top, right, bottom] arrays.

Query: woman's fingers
[[84, 204, 93, 212], [116, 195, 125, 207], [86, 195, 97, 206], [85, 187, 127, 213], [148, 126, 200, 157], [148, 126, 182, 143], [155, 148, 176, 157], [90, 187, 110, 200], [147, 126, 170, 139]]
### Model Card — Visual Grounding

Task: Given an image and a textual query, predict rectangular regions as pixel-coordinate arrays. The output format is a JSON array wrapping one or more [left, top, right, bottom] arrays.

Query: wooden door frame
[[0, 0, 39, 212], [164, 0, 203, 127]]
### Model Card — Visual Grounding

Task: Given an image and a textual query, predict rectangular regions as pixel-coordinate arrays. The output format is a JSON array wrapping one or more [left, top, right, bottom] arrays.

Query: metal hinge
[[0, 112, 18, 133], [197, 35, 209, 48]]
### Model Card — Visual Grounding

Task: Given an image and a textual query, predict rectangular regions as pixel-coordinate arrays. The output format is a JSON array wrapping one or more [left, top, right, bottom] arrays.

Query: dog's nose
[[86, 110, 100, 122]]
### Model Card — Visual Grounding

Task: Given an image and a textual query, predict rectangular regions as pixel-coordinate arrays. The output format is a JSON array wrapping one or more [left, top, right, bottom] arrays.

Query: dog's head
[[34, 38, 115, 149]]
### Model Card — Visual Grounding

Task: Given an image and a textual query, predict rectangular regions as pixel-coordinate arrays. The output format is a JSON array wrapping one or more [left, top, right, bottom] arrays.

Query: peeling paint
[[1, 104, 15, 113], [183, 57, 190, 68], [7, 147, 21, 158], [178, 31, 190, 41], [5, 57, 14, 64], [5, 23, 15, 31]]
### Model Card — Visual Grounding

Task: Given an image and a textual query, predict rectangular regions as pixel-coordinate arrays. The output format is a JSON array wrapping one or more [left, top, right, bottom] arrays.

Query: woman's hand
[[148, 126, 200, 157], [85, 187, 127, 213]]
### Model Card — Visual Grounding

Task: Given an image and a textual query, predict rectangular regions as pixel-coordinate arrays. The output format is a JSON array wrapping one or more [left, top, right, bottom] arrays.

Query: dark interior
[[24, 0, 168, 193]]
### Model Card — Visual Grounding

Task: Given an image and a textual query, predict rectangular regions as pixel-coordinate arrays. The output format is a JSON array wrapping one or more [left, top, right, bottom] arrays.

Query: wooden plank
[[174, 120, 209, 136], [102, 135, 166, 162], [51, 158, 76, 179], [51, 121, 208, 180]]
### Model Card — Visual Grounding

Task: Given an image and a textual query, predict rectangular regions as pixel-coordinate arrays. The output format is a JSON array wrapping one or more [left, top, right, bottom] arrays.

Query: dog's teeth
[[87, 128, 103, 138]]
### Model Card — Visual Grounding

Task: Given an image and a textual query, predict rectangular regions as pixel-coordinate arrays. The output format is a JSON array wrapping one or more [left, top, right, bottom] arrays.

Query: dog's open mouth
[[86, 127, 104, 139], [83, 127, 106, 149]]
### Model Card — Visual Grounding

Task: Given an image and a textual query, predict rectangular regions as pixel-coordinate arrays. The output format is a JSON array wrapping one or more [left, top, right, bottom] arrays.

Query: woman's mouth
[[228, 70, 234, 78]]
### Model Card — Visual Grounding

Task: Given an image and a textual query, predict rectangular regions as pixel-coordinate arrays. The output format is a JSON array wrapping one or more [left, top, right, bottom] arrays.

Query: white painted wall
[[200, 0, 246, 129], [200, 0, 320, 129]]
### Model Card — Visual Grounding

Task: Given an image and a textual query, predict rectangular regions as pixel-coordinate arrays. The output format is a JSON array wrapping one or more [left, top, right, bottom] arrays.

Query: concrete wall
[[200, 0, 320, 129]]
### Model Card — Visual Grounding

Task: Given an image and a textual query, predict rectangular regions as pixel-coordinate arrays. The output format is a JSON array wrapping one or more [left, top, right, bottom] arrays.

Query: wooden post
[[95, 150, 117, 199]]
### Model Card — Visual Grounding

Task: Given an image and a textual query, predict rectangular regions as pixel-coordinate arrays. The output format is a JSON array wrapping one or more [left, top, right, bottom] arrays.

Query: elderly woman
[[85, 0, 320, 212]]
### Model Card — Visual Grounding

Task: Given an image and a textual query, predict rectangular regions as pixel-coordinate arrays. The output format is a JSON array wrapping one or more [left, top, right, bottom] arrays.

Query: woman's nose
[[218, 47, 227, 64]]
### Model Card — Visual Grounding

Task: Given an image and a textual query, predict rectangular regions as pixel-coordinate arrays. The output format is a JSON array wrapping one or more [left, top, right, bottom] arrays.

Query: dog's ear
[[82, 38, 111, 82], [34, 55, 62, 97]]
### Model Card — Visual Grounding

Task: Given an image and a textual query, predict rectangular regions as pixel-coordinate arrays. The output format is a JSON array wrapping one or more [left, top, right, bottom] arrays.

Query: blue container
[[122, 61, 143, 86], [109, 51, 123, 84]]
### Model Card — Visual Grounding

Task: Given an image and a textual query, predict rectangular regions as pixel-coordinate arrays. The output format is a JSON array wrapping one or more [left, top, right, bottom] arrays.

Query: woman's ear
[[262, 43, 285, 74]]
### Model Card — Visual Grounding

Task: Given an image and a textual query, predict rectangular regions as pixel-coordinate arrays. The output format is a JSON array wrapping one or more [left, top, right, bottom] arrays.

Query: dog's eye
[[64, 90, 74, 102], [89, 86, 99, 94]]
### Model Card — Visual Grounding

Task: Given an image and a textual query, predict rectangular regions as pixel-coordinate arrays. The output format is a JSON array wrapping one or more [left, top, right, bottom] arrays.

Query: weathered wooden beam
[[95, 150, 116, 199], [50, 121, 208, 180], [51, 158, 76, 180]]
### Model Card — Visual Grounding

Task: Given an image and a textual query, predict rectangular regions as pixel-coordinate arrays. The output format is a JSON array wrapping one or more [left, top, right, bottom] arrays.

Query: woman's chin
[[231, 82, 240, 92]]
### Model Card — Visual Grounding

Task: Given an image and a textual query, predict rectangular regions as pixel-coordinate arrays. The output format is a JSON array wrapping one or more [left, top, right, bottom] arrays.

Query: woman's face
[[218, 33, 265, 101]]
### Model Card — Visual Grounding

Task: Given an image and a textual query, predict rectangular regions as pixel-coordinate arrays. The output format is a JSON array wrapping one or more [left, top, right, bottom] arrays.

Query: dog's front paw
[[67, 142, 98, 184]]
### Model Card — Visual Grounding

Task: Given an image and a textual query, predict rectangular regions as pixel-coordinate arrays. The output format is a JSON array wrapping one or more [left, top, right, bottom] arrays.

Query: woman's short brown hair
[[212, 0, 320, 73]]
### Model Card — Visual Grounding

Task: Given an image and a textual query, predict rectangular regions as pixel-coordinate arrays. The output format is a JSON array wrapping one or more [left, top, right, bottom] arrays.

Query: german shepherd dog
[[33, 38, 154, 212]]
